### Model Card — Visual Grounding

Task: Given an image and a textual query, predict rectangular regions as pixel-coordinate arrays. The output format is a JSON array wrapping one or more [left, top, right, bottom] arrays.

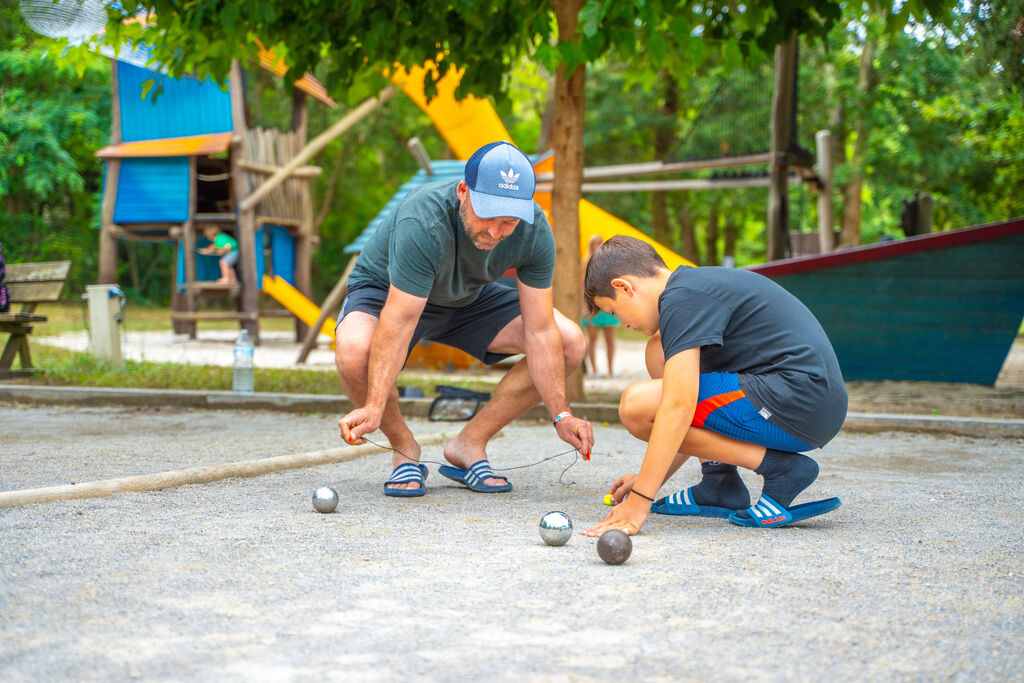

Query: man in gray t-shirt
[[336, 142, 594, 497]]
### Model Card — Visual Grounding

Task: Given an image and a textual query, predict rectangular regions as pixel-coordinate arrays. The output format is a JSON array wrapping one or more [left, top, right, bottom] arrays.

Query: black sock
[[755, 449, 819, 508], [690, 461, 750, 510]]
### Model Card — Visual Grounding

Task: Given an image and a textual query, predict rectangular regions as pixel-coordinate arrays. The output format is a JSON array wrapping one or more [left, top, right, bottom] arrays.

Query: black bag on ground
[[428, 385, 492, 421]]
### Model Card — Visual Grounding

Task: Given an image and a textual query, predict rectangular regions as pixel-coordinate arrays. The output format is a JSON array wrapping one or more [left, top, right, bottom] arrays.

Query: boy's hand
[[607, 473, 638, 504], [584, 493, 650, 537], [554, 416, 594, 460], [338, 405, 383, 445]]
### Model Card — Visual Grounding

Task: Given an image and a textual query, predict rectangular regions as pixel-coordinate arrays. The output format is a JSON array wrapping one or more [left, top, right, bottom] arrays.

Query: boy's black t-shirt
[[659, 266, 847, 448]]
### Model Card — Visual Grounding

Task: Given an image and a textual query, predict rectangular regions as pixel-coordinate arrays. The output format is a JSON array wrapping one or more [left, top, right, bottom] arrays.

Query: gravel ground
[[1, 405, 1022, 680]]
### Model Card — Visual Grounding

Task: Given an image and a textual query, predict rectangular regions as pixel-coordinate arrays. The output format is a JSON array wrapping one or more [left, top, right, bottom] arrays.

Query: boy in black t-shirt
[[581, 236, 847, 536]]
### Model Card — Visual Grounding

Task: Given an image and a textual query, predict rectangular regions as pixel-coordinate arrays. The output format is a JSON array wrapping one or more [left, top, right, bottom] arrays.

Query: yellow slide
[[391, 63, 694, 269], [261, 274, 336, 339]]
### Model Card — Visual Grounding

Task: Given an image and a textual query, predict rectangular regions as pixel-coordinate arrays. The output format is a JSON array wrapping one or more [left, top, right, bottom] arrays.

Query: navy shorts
[[691, 372, 813, 452], [339, 280, 522, 366]]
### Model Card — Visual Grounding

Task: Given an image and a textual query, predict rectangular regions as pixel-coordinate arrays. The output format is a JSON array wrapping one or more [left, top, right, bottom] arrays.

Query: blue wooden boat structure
[[748, 217, 1024, 385]]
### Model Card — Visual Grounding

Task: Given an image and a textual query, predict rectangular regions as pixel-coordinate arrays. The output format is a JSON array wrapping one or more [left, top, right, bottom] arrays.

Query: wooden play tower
[[96, 54, 335, 340]]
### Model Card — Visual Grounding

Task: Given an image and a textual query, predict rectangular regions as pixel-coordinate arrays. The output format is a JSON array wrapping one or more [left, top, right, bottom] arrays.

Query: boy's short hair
[[583, 235, 667, 316]]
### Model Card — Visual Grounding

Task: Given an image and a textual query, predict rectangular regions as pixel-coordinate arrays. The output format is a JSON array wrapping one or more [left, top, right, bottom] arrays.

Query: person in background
[[198, 225, 239, 284], [581, 235, 619, 377]]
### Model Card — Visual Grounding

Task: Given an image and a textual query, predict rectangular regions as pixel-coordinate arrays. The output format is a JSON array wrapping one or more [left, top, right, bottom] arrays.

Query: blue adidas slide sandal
[[384, 463, 429, 497], [438, 460, 512, 493], [728, 493, 841, 528], [650, 487, 737, 519]]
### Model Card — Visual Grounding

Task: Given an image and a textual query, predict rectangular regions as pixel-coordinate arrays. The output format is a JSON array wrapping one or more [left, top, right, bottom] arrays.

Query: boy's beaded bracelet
[[552, 411, 573, 427], [630, 489, 656, 502]]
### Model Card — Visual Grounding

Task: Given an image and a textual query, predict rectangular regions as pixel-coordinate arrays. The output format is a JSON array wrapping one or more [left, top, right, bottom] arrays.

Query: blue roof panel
[[113, 157, 190, 223], [117, 61, 234, 142]]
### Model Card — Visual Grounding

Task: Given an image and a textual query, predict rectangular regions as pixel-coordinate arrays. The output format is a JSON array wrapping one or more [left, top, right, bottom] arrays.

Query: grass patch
[[20, 343, 502, 397], [16, 303, 624, 401]]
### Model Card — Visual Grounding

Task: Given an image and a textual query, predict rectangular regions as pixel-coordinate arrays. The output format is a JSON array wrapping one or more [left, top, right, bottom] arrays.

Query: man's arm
[[517, 281, 566, 413], [517, 280, 593, 455], [339, 285, 426, 443], [586, 347, 700, 534]]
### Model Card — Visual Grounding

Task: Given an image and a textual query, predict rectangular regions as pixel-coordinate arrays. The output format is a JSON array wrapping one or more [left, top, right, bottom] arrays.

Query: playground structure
[[88, 50, 692, 352], [95, 52, 340, 340], [33, 1, 773, 354]]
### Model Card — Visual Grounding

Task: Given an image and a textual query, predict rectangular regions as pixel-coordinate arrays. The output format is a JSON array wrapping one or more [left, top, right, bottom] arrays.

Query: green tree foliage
[[7, 0, 1007, 312], [0, 0, 110, 296], [800, 2, 1024, 241]]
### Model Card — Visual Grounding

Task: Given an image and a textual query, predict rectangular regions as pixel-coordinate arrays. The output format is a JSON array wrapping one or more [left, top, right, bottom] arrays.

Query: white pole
[[816, 129, 834, 254], [86, 284, 123, 365]]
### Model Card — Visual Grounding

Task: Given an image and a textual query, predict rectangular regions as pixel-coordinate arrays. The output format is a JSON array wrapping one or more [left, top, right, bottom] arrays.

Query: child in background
[[198, 225, 239, 284], [581, 235, 619, 377], [582, 235, 847, 535]]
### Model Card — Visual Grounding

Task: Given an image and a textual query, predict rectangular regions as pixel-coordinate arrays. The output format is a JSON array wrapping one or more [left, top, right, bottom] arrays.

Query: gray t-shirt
[[659, 266, 847, 448], [349, 179, 556, 307]]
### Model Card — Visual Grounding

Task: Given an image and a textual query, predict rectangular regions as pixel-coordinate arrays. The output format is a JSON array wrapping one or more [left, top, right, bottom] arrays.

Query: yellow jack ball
[[603, 494, 616, 506]]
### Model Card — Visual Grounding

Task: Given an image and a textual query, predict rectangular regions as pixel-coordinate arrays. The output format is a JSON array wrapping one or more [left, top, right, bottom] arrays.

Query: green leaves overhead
[[95, 1, 860, 106]]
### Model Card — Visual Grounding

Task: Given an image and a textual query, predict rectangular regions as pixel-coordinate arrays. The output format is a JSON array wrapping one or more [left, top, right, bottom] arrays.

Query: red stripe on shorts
[[691, 389, 747, 428]]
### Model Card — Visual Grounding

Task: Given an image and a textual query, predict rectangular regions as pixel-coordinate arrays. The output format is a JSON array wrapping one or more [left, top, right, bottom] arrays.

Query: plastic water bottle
[[232, 329, 254, 393]]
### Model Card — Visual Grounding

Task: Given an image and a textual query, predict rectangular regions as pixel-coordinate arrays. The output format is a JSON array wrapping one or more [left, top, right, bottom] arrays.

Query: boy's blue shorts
[[693, 372, 812, 453]]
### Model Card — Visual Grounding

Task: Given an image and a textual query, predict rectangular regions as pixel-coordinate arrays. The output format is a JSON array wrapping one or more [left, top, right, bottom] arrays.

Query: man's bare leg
[[335, 311, 422, 491], [443, 311, 586, 486]]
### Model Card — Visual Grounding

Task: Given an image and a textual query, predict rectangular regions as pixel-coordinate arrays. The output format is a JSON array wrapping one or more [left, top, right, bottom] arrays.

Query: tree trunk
[[723, 212, 739, 262], [536, 67, 556, 154], [840, 32, 877, 248], [768, 32, 798, 261], [551, 0, 586, 403], [705, 199, 721, 266], [676, 198, 699, 264], [651, 70, 679, 247]]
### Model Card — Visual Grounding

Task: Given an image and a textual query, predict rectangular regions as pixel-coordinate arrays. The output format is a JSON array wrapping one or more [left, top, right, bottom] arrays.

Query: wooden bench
[[0, 261, 72, 379]]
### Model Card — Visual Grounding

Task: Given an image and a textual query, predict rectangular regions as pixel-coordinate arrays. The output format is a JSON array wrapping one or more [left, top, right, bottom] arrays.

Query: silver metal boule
[[539, 511, 573, 546], [312, 486, 339, 513]]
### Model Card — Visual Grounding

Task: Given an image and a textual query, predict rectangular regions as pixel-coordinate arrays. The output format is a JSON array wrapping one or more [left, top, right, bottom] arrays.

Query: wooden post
[[229, 60, 260, 339], [768, 32, 798, 261], [292, 87, 312, 342], [917, 193, 933, 234], [407, 137, 434, 175], [98, 59, 121, 285], [551, 0, 587, 403], [296, 254, 357, 364], [815, 129, 834, 254], [182, 156, 199, 338]]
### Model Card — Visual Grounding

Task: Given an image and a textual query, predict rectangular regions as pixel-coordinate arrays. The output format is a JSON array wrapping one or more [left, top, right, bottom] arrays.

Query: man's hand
[[338, 405, 383, 445], [554, 416, 594, 460], [584, 491, 650, 537], [607, 473, 638, 504]]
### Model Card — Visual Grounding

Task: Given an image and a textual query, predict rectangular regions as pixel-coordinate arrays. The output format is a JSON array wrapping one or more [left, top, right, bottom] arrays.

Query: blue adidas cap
[[464, 141, 536, 224]]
